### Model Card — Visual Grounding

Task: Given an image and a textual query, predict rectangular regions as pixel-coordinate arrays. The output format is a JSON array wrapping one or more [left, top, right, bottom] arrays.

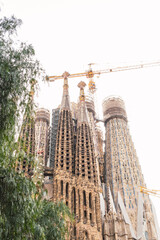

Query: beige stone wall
[[35, 108, 50, 166], [103, 97, 158, 239]]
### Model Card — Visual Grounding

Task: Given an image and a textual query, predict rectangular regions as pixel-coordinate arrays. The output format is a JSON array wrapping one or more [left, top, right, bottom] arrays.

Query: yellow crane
[[140, 186, 160, 199], [46, 63, 160, 198], [46, 61, 160, 93]]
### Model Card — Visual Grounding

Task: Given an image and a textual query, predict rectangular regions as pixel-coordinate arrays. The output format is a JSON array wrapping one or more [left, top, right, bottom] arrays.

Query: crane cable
[[140, 186, 160, 198]]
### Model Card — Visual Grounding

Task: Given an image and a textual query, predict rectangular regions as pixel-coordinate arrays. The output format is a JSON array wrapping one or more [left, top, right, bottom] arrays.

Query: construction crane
[[46, 61, 160, 94], [140, 186, 160, 199]]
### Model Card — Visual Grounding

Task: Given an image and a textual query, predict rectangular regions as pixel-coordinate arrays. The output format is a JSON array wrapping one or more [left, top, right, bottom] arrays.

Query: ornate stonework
[[103, 97, 158, 240], [37, 85, 159, 239], [51, 80, 102, 239], [35, 108, 50, 166]]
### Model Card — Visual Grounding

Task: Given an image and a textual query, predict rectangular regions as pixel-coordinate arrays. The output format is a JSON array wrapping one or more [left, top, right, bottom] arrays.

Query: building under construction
[[17, 113, 35, 176], [35, 108, 50, 166], [19, 72, 160, 239], [42, 75, 160, 239]]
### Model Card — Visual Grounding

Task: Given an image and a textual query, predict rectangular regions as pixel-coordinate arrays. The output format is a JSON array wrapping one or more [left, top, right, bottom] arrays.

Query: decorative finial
[[61, 72, 70, 110], [78, 81, 86, 89], [78, 81, 86, 101], [62, 72, 70, 91]]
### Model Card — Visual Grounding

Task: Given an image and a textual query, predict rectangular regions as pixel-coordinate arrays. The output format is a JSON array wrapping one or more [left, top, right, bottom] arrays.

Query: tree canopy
[[0, 16, 72, 239]]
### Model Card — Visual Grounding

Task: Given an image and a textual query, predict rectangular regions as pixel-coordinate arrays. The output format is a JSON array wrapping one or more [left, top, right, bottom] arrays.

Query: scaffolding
[[49, 108, 60, 167], [35, 108, 50, 166], [17, 115, 35, 176], [102, 97, 128, 123]]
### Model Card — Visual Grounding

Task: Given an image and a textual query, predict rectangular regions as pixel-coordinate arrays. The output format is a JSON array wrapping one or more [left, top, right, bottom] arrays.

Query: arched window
[[71, 187, 76, 215], [66, 182, 69, 198], [89, 193, 92, 209], [95, 197, 98, 227], [78, 190, 81, 220], [83, 230, 89, 239], [56, 179, 58, 196], [61, 180, 63, 196], [83, 190, 86, 206], [84, 210, 87, 221], [90, 213, 92, 222]]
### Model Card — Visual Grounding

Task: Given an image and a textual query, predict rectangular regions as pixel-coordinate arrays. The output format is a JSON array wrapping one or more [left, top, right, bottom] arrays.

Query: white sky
[[1, 0, 160, 225]]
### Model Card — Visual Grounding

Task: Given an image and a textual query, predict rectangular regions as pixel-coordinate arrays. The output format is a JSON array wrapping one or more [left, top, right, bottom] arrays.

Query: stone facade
[[17, 113, 35, 176], [18, 107, 50, 179], [30, 81, 159, 239], [51, 79, 102, 239], [103, 97, 159, 240], [49, 108, 60, 167], [35, 108, 50, 166]]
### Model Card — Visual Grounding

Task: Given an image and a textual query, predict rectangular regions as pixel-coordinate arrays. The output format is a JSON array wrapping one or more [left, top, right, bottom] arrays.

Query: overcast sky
[[1, 0, 160, 225]]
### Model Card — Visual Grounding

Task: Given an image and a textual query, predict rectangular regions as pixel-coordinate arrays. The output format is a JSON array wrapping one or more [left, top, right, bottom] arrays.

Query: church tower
[[18, 73, 160, 239], [46, 81, 159, 239], [17, 79, 36, 176], [74, 81, 102, 240], [53, 72, 75, 203], [103, 97, 158, 239], [35, 108, 50, 166], [52, 77, 102, 239]]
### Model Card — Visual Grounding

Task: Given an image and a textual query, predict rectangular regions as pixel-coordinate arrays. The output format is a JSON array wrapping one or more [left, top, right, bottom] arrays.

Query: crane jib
[[46, 61, 160, 86]]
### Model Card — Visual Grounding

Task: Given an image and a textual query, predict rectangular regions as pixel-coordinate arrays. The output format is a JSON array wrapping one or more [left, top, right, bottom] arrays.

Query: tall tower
[[50, 108, 60, 168], [17, 115, 35, 175], [52, 72, 77, 239], [85, 95, 96, 149], [35, 108, 50, 166], [95, 126, 104, 183], [17, 80, 36, 176], [52, 76, 103, 239], [103, 97, 158, 239], [74, 81, 102, 240], [85, 95, 103, 185], [53, 71, 75, 201]]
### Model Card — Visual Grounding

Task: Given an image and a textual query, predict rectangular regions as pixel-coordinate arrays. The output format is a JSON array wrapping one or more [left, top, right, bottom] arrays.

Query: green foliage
[[34, 200, 72, 240], [0, 16, 72, 239], [0, 168, 38, 239], [0, 15, 40, 168], [0, 167, 73, 239]]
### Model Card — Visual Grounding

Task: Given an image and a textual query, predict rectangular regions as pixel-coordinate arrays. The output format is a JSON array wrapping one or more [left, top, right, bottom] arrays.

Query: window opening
[[83, 191, 86, 206], [61, 180, 63, 195]]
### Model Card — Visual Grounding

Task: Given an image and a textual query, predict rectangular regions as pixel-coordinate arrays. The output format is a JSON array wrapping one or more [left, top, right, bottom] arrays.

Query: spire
[[106, 184, 116, 214], [61, 71, 70, 110], [75, 81, 98, 185], [77, 81, 88, 124], [54, 71, 74, 173]]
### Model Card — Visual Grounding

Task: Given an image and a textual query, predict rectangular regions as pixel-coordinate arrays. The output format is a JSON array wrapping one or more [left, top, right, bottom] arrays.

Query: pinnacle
[[77, 81, 86, 89]]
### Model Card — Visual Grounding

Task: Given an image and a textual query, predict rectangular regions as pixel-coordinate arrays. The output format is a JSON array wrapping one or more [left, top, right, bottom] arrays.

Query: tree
[[0, 16, 72, 239]]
